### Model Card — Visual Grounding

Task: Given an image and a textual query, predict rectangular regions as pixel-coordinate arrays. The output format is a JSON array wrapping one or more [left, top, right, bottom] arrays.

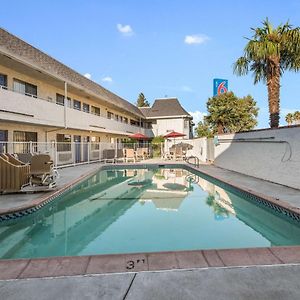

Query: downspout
[[64, 81, 68, 128]]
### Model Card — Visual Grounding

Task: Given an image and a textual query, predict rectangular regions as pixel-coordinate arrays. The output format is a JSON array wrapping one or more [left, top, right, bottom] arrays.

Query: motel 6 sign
[[213, 79, 228, 96]]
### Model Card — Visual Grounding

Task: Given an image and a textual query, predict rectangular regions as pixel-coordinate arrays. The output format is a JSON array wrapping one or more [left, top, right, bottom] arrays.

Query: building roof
[[0, 28, 144, 118], [139, 98, 192, 119]]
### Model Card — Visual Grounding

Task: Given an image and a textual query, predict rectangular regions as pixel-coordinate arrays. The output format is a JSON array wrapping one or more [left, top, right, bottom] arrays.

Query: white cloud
[[84, 73, 91, 79], [188, 111, 207, 124], [181, 85, 194, 92], [184, 34, 209, 45], [102, 76, 113, 83], [117, 24, 134, 36]]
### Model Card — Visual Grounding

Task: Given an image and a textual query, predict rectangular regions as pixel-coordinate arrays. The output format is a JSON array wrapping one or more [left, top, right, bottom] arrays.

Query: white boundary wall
[[213, 126, 300, 189]]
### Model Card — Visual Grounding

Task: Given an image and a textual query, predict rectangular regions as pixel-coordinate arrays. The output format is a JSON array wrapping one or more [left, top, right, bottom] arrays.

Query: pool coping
[[1, 246, 300, 280]]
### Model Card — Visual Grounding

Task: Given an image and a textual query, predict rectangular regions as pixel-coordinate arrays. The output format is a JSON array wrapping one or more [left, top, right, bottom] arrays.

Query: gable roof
[[0, 28, 144, 118], [139, 98, 192, 119]]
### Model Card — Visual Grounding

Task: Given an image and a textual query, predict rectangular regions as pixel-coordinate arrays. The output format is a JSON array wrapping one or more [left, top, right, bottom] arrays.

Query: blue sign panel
[[213, 79, 228, 96]]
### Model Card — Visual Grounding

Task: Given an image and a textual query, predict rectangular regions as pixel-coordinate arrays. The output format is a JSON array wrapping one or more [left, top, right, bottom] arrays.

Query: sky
[[2, 0, 300, 128]]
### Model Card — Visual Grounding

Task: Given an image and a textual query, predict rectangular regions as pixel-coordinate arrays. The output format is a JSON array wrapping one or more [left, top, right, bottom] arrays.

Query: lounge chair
[[16, 153, 33, 164], [0, 155, 30, 193], [0, 153, 25, 166], [124, 148, 136, 162], [27, 154, 58, 190], [136, 148, 149, 160], [102, 149, 115, 163], [115, 149, 125, 163]]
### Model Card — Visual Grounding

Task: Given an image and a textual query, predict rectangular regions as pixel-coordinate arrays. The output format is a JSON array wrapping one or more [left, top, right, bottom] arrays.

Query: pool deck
[[2, 262, 300, 299], [1, 160, 300, 299]]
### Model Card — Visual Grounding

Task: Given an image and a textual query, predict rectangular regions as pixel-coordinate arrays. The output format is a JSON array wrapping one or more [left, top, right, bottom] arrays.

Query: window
[[107, 111, 114, 119], [130, 119, 139, 126], [184, 119, 189, 128], [91, 136, 100, 150], [13, 79, 37, 97], [56, 94, 71, 106], [115, 114, 119, 121], [83, 103, 90, 113], [119, 116, 123, 122], [13, 131, 37, 153], [0, 130, 8, 153], [91, 106, 100, 116], [124, 117, 128, 124], [0, 74, 7, 89], [73, 99, 81, 110], [56, 134, 71, 152]]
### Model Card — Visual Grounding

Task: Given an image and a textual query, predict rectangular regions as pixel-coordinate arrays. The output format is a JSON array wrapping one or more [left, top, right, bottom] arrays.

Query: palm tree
[[294, 111, 300, 124], [234, 19, 300, 128], [285, 113, 294, 125]]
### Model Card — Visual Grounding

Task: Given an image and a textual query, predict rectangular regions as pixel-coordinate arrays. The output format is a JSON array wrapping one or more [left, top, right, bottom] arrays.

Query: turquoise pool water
[[1, 166, 300, 259]]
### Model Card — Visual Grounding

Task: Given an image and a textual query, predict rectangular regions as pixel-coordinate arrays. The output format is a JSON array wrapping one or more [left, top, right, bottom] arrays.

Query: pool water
[[1, 167, 300, 259]]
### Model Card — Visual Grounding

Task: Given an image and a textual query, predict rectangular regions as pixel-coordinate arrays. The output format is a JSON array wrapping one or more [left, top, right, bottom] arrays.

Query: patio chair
[[28, 154, 58, 189], [136, 148, 149, 160], [102, 149, 116, 163], [124, 148, 136, 162], [15, 153, 33, 164], [115, 149, 125, 163], [174, 147, 185, 160], [5, 153, 26, 166], [0, 155, 30, 193]]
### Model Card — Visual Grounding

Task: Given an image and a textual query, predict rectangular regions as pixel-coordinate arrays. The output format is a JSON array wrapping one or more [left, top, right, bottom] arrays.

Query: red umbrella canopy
[[128, 133, 150, 140], [164, 131, 186, 138]]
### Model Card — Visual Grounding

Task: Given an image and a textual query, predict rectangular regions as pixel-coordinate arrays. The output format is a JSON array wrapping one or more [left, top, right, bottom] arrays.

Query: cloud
[[184, 34, 209, 45], [84, 73, 91, 79], [181, 85, 194, 92], [102, 76, 113, 83], [188, 111, 207, 124], [117, 24, 134, 36]]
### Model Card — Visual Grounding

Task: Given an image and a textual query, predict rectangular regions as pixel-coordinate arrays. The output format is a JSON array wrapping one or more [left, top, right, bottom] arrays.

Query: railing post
[[29, 141, 33, 154], [55, 141, 58, 168], [87, 142, 90, 164]]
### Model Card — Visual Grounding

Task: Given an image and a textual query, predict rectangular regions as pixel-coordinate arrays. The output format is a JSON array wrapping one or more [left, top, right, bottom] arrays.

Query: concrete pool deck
[[2, 264, 300, 299]]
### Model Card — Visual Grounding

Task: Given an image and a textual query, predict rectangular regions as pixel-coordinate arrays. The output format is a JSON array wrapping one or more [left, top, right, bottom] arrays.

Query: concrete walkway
[[0, 163, 102, 212], [2, 264, 300, 300], [196, 164, 300, 210]]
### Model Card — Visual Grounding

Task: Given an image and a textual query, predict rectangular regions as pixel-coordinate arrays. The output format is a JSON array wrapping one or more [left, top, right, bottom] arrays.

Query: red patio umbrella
[[128, 132, 150, 140], [164, 132, 186, 157], [163, 131, 186, 139]]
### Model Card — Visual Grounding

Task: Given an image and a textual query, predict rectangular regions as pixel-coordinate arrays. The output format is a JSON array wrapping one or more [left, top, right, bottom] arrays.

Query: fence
[[0, 141, 165, 167]]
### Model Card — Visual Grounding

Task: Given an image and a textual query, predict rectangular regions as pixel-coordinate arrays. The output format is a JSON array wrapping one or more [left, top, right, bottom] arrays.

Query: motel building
[[0, 28, 193, 165]]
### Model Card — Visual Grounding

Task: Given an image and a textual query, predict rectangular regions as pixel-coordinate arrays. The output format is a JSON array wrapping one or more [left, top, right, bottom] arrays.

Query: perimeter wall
[[173, 126, 300, 189]]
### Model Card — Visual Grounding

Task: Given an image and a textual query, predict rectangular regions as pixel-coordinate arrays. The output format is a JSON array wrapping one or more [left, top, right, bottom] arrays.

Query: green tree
[[285, 113, 294, 125], [234, 18, 300, 128], [151, 135, 164, 157], [205, 92, 258, 134], [136, 93, 150, 107], [195, 120, 214, 138], [294, 111, 300, 123]]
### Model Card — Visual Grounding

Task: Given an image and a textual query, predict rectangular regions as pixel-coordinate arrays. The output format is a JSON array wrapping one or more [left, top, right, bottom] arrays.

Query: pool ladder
[[185, 156, 200, 168]]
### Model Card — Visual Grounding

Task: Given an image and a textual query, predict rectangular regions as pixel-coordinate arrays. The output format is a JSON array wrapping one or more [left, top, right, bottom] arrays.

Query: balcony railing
[[0, 87, 153, 136]]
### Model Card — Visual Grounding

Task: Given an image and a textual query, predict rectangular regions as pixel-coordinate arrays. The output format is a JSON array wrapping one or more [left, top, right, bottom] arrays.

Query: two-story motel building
[[0, 28, 193, 160]]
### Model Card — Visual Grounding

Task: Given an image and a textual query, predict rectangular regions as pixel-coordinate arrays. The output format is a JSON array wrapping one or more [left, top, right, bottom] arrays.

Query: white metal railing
[[0, 142, 165, 167], [0, 86, 150, 131]]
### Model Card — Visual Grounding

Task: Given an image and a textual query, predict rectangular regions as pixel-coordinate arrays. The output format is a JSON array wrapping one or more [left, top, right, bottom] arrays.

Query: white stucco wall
[[213, 126, 300, 189], [152, 118, 190, 137]]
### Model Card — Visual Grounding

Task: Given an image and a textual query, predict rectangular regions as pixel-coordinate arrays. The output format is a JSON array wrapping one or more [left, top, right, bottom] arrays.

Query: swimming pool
[[1, 165, 300, 259]]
